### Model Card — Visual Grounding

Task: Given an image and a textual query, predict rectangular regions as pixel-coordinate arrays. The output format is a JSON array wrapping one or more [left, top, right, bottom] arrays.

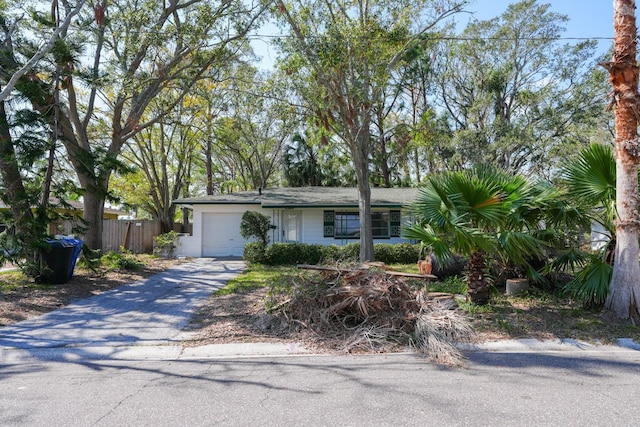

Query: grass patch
[[216, 264, 297, 296], [387, 263, 419, 274], [470, 289, 640, 343], [0, 271, 38, 292], [429, 276, 466, 294]]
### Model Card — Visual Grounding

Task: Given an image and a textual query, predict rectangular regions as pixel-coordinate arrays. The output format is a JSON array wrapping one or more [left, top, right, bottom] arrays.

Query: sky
[[467, 0, 614, 51], [252, 0, 616, 70]]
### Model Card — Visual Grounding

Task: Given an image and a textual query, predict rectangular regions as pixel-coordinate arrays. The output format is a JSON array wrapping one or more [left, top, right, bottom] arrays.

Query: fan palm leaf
[[563, 143, 616, 206], [407, 166, 552, 303]]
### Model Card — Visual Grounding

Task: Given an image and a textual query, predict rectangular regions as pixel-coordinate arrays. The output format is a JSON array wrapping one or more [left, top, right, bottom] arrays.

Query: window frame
[[326, 210, 399, 240]]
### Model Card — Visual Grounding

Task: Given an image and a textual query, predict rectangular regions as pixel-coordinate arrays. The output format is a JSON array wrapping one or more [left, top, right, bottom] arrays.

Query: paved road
[[2, 351, 640, 426], [2, 258, 640, 426]]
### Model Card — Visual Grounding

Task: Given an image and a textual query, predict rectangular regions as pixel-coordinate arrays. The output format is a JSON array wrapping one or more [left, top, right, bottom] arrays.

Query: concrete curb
[[2, 337, 638, 364], [0, 342, 314, 363], [460, 337, 640, 353]]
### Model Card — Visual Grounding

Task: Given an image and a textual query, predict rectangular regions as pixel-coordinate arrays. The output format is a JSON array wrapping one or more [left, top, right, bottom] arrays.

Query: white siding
[[281, 208, 412, 246], [177, 204, 414, 258]]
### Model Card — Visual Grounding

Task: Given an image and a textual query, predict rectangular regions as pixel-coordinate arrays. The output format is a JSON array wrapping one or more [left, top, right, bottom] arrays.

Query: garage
[[201, 213, 247, 257]]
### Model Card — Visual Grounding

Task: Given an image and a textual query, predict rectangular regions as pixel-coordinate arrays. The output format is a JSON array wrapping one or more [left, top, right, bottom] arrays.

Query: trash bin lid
[[60, 238, 83, 247], [46, 238, 74, 247]]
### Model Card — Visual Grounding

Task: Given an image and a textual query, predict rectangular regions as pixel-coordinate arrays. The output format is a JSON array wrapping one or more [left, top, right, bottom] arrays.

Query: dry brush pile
[[264, 264, 476, 366]]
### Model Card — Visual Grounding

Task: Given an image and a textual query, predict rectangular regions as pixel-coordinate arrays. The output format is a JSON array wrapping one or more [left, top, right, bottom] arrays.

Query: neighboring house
[[0, 198, 124, 221], [51, 199, 125, 220], [590, 221, 611, 251], [0, 199, 125, 236], [172, 187, 420, 257]]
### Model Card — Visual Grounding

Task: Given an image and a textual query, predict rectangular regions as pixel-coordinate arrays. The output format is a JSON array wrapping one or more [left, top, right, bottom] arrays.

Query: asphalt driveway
[[0, 258, 245, 351]]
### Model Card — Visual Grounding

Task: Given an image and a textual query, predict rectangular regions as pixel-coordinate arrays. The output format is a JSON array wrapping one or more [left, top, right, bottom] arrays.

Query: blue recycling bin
[[60, 237, 83, 279], [44, 238, 83, 284]]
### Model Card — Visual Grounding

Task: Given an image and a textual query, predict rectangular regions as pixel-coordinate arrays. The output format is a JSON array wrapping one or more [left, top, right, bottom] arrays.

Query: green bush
[[340, 242, 361, 260], [243, 242, 267, 264], [322, 244, 345, 262], [153, 230, 180, 258], [240, 211, 272, 245], [244, 241, 422, 266], [301, 244, 326, 264], [264, 243, 325, 265], [100, 250, 143, 271], [374, 243, 420, 264]]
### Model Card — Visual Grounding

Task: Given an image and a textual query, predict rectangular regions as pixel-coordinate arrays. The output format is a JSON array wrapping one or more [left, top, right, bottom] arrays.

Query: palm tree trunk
[[466, 250, 489, 304], [604, 0, 640, 319]]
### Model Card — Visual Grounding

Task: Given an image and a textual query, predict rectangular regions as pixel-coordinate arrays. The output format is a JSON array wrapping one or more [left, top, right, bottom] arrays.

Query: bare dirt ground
[[185, 288, 295, 345]]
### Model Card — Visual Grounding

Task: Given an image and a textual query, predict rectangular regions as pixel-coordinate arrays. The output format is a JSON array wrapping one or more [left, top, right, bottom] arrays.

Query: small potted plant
[[153, 230, 180, 258]]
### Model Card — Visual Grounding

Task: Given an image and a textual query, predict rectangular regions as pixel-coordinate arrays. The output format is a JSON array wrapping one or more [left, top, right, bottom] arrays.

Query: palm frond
[[544, 247, 587, 274], [496, 231, 548, 266], [452, 225, 495, 255], [565, 257, 612, 308], [411, 187, 451, 230], [402, 223, 453, 262], [563, 143, 616, 206]]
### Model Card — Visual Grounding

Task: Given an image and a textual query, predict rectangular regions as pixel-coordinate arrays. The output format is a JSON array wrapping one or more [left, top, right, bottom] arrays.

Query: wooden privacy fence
[[53, 219, 162, 254], [103, 220, 161, 253]]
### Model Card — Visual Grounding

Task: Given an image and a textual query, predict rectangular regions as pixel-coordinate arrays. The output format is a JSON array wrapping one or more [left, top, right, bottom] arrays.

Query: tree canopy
[[0, 0, 619, 291]]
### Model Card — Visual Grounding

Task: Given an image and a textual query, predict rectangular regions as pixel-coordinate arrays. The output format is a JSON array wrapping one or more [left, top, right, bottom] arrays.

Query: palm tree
[[604, 0, 640, 320], [560, 142, 640, 308], [563, 143, 616, 256], [404, 166, 562, 304]]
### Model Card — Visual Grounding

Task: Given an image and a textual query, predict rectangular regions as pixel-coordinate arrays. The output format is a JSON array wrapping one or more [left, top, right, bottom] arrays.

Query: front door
[[282, 211, 301, 242]]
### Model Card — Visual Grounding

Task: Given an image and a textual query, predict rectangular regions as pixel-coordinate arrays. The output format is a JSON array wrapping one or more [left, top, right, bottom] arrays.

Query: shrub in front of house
[[243, 241, 423, 266], [240, 211, 271, 245], [153, 230, 180, 258], [374, 243, 421, 264], [321, 244, 344, 262], [266, 242, 324, 265], [243, 242, 267, 264], [340, 242, 361, 260]]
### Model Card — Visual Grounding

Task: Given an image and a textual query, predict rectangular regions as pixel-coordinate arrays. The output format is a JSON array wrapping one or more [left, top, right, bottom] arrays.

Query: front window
[[334, 212, 390, 239], [335, 212, 360, 238], [372, 212, 390, 238]]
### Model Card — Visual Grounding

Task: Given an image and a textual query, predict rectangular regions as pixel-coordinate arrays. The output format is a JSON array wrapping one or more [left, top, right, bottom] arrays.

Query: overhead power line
[[247, 34, 614, 42]]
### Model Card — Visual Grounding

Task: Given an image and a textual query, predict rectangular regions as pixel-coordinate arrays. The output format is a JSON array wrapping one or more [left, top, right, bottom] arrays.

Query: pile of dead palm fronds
[[265, 263, 476, 366]]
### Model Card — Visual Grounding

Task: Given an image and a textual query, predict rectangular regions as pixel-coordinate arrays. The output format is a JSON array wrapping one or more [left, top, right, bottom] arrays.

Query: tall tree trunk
[[82, 191, 105, 251], [0, 102, 37, 254], [352, 133, 374, 262], [604, 0, 640, 319], [206, 137, 214, 195]]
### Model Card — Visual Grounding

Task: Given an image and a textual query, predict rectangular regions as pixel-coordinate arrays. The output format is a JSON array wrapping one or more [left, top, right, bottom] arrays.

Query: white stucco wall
[[176, 204, 265, 257], [176, 204, 413, 258]]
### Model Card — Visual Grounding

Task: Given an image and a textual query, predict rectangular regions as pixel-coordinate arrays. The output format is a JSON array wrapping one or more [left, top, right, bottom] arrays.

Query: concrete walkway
[[0, 258, 245, 351]]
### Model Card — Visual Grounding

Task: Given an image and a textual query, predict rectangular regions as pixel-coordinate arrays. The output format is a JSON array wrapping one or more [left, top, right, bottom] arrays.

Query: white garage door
[[202, 213, 246, 257]]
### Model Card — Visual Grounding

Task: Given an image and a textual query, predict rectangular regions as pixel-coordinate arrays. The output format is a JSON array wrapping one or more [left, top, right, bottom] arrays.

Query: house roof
[[172, 187, 420, 209]]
